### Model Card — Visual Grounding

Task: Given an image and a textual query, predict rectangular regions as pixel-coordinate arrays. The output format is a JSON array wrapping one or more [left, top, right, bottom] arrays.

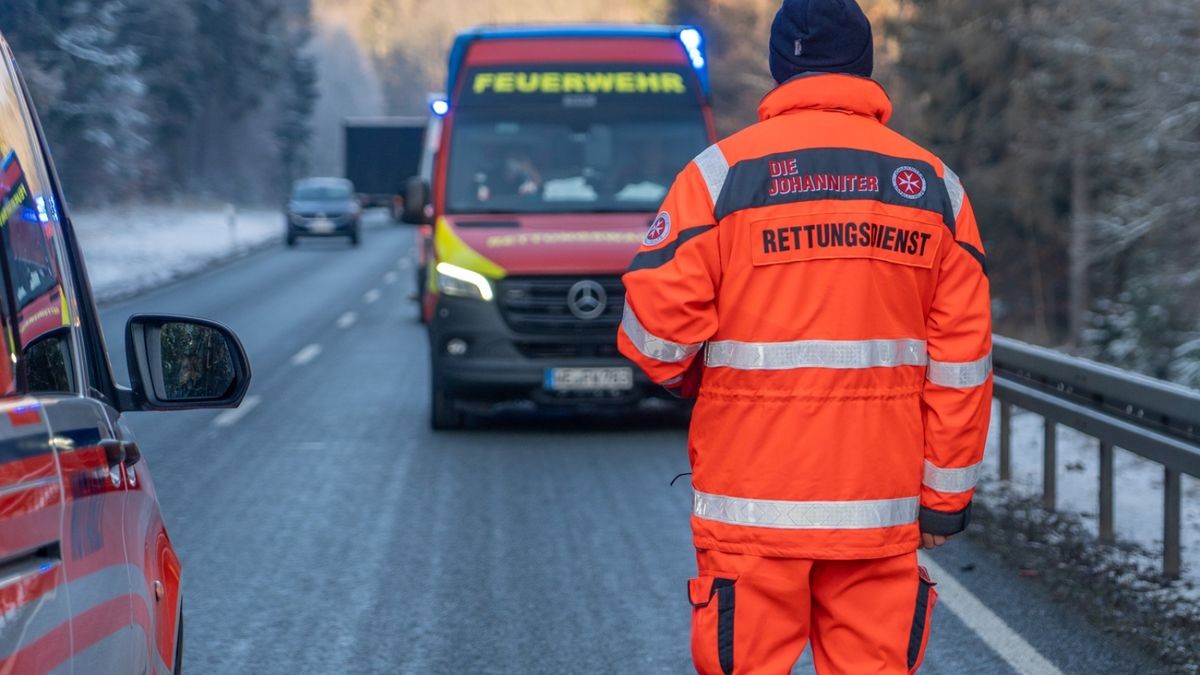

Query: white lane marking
[[363, 288, 382, 304], [397, 258, 413, 270], [336, 311, 358, 329], [291, 343, 323, 366], [213, 395, 261, 428], [383, 271, 400, 285], [919, 553, 1064, 675]]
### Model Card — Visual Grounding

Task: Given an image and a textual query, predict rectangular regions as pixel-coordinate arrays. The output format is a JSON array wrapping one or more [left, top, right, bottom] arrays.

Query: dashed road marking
[[383, 271, 400, 285], [291, 343, 322, 366], [363, 288, 382, 304], [336, 311, 358, 329], [919, 553, 1064, 675], [213, 395, 261, 428], [397, 258, 413, 270]]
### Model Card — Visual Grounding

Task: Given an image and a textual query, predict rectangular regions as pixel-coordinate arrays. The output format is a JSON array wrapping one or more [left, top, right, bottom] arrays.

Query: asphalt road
[[96, 213, 1167, 674]]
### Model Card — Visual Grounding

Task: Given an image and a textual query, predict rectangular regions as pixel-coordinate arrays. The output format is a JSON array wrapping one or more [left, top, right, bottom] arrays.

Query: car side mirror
[[123, 314, 251, 411], [402, 177, 432, 225]]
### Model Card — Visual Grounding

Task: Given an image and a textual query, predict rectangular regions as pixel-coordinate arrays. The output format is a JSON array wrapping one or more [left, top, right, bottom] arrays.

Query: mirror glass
[[158, 322, 236, 401]]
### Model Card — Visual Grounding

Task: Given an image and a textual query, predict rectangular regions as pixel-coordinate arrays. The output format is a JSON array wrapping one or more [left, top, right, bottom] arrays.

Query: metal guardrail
[[992, 335, 1200, 578]]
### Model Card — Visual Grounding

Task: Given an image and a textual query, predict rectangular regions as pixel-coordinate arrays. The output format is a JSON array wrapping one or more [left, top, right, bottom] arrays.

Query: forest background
[[1, 0, 1196, 385]]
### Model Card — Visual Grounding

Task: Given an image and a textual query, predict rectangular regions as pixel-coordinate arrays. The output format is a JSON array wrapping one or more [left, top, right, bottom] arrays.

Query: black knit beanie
[[769, 0, 874, 83]]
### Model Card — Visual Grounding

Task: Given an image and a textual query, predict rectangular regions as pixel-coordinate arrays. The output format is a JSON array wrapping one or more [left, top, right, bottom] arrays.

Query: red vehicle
[[0, 35, 251, 673], [404, 25, 716, 428]]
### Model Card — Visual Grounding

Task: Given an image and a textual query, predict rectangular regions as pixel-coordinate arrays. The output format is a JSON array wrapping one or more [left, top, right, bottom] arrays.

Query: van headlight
[[435, 262, 494, 301]]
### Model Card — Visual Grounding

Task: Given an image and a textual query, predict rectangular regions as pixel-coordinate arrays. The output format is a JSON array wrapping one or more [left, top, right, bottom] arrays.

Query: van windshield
[[445, 111, 708, 214]]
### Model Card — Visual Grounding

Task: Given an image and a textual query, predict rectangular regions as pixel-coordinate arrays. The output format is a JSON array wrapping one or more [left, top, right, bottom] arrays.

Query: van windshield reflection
[[446, 113, 708, 214]]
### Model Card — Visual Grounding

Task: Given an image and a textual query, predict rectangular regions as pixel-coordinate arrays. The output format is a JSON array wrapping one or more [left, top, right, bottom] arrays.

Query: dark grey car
[[285, 177, 362, 247]]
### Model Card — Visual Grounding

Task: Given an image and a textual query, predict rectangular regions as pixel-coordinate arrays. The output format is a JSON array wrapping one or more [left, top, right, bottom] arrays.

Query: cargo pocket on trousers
[[906, 566, 939, 673], [689, 574, 737, 675]]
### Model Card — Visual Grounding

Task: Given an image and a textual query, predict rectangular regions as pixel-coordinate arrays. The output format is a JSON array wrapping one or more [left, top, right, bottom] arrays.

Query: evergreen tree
[[889, 0, 1199, 385], [120, 0, 201, 193], [2, 0, 149, 203], [3, 0, 320, 204], [275, 0, 319, 194]]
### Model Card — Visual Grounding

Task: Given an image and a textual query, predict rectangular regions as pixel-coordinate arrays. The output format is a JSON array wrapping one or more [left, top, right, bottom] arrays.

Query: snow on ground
[[71, 204, 282, 301], [982, 400, 1200, 587]]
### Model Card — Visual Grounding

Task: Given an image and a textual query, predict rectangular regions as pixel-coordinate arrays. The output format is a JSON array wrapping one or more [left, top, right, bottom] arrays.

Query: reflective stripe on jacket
[[617, 74, 993, 559]]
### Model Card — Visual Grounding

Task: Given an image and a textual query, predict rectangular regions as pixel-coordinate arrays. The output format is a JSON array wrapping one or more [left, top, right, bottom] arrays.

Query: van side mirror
[[402, 177, 432, 224], [122, 314, 252, 412]]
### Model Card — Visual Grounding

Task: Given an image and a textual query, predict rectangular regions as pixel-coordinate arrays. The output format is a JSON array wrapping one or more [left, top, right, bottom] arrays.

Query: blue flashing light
[[430, 99, 450, 117], [680, 28, 706, 70], [680, 28, 702, 51], [34, 196, 50, 223]]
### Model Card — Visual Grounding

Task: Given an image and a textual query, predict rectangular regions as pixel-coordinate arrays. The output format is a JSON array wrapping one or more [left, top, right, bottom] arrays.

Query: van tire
[[286, 233, 297, 247], [431, 376, 465, 430]]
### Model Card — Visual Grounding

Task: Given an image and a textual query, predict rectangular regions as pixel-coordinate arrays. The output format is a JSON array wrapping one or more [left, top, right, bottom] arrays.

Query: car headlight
[[435, 262, 494, 301]]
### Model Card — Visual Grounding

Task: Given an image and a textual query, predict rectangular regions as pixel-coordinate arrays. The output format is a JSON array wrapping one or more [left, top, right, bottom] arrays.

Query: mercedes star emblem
[[567, 280, 607, 320]]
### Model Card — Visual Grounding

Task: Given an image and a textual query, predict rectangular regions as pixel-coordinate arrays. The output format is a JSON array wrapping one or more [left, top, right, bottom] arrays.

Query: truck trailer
[[343, 117, 427, 214]]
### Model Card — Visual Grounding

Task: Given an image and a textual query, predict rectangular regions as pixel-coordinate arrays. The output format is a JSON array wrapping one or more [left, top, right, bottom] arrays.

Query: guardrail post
[[999, 403, 1012, 481], [1099, 441, 1114, 544], [1164, 468, 1182, 579], [1043, 420, 1057, 512]]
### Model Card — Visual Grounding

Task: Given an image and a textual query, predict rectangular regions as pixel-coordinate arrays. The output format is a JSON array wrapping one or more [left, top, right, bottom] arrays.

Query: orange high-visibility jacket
[[618, 74, 993, 560]]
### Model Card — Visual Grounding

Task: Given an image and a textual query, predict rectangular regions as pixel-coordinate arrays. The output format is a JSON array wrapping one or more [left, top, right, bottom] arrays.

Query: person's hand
[[920, 533, 951, 549]]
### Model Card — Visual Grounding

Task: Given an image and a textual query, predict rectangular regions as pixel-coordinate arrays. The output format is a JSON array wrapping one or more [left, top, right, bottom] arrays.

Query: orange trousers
[[688, 550, 937, 674]]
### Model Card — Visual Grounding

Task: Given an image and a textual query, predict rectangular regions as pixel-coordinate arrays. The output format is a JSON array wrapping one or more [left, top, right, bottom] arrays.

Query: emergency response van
[[403, 25, 716, 429]]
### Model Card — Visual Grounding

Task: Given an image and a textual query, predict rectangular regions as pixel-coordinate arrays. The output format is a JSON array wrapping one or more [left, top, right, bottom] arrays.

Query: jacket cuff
[[919, 502, 972, 537]]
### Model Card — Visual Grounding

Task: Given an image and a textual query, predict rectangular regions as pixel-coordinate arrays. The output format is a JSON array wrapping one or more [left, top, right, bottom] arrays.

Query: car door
[[0, 42, 138, 673], [0, 47, 73, 674], [0, 381, 69, 669], [44, 397, 138, 675], [25, 100, 177, 675]]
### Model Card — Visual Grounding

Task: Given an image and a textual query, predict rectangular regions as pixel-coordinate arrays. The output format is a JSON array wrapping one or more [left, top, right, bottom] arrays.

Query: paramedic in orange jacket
[[617, 1, 992, 672]]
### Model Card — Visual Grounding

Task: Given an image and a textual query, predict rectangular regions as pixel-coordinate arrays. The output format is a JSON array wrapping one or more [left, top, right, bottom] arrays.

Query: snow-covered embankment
[[71, 204, 282, 302]]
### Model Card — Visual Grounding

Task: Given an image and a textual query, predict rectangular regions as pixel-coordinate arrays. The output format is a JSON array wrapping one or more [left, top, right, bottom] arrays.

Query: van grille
[[514, 342, 623, 360], [497, 276, 625, 335]]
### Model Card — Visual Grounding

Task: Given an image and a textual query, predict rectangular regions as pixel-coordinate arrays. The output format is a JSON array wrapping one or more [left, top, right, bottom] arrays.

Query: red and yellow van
[[405, 25, 716, 428]]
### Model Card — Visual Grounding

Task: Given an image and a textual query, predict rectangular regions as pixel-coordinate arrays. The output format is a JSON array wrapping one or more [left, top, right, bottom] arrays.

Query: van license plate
[[545, 367, 634, 392]]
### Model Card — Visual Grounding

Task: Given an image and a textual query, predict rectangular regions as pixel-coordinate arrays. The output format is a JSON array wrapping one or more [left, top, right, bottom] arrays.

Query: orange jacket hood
[[758, 73, 893, 125]]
